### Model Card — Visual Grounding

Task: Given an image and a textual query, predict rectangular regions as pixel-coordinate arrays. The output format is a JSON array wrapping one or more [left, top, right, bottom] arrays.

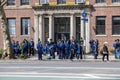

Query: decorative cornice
[[94, 3, 120, 8], [4, 6, 32, 10], [32, 4, 93, 11]]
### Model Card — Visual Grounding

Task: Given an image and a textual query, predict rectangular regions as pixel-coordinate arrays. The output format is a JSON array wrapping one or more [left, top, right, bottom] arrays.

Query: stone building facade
[[0, 0, 120, 52]]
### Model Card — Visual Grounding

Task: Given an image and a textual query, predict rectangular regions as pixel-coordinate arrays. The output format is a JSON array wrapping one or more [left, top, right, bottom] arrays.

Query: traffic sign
[[82, 11, 87, 17], [81, 18, 88, 21]]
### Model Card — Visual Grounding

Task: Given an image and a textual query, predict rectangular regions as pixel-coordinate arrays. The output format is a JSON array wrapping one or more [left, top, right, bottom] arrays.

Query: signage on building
[[81, 18, 88, 21], [82, 11, 87, 17], [81, 11, 88, 21], [76, 0, 85, 4]]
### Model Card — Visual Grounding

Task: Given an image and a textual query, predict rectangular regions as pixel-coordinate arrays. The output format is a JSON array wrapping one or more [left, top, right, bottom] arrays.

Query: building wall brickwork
[[90, 0, 120, 50], [0, 0, 36, 48], [5, 9, 34, 42]]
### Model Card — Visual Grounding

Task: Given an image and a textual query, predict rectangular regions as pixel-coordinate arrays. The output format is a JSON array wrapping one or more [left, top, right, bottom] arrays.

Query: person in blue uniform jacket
[[94, 39, 99, 59], [69, 42, 74, 60], [77, 43, 83, 60], [14, 41, 20, 57], [58, 40, 64, 59], [22, 39, 28, 57], [49, 44, 55, 59], [113, 40, 117, 59], [115, 39, 120, 59], [11, 40, 16, 58], [29, 38, 34, 56], [49, 39, 55, 59], [61, 41, 65, 59], [57, 40, 61, 59], [37, 41, 43, 60], [89, 39, 94, 55], [65, 41, 69, 59], [116, 48, 120, 59], [73, 42, 77, 59], [43, 43, 50, 55]]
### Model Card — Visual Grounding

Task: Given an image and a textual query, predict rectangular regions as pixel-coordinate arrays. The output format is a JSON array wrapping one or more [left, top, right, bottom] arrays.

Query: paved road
[[0, 61, 120, 80]]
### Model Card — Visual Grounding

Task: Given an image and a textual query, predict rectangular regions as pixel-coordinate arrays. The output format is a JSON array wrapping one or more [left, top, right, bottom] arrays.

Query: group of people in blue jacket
[[37, 39, 83, 60], [11, 38, 84, 60], [11, 37, 120, 60], [11, 38, 34, 58]]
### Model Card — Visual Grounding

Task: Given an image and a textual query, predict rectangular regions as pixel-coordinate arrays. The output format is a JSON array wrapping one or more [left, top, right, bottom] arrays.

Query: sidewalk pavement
[[26, 54, 120, 62], [0, 54, 120, 62]]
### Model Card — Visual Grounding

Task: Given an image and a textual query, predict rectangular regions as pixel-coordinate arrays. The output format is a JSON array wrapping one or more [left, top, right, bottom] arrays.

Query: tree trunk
[[0, 6, 13, 59]]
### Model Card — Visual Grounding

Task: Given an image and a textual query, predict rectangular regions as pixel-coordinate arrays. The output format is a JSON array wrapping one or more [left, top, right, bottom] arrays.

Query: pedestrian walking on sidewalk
[[102, 42, 109, 61]]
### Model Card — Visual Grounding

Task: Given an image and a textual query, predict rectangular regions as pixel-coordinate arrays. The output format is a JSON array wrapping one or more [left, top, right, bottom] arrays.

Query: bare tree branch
[[1, 0, 5, 4], [1, 0, 7, 6], [0, 1, 1, 5], [1, 0, 5, 3]]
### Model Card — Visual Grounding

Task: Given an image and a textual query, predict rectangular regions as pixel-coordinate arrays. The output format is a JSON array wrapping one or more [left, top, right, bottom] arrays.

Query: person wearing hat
[[102, 42, 109, 61]]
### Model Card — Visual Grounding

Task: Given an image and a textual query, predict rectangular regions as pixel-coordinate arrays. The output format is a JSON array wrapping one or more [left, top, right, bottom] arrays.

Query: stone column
[[86, 13, 91, 53], [39, 14, 44, 44], [34, 14, 39, 48], [70, 13, 76, 40], [81, 15, 84, 39], [49, 14, 54, 41]]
